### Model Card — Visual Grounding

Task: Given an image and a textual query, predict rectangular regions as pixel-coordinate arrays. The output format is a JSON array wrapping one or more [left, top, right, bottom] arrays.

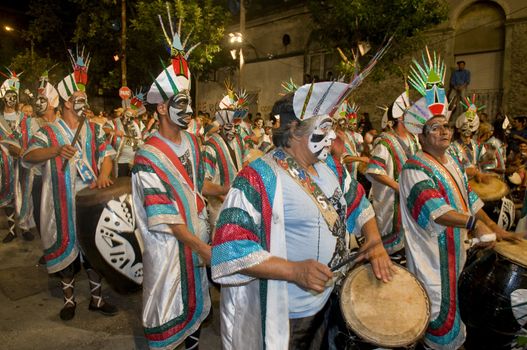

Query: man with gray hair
[[211, 82, 393, 349]]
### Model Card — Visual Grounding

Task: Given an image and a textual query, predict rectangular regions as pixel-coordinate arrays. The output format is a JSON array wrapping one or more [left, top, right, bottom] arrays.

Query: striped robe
[[25, 118, 114, 273], [15, 114, 41, 230], [203, 133, 246, 228], [400, 151, 483, 350], [132, 131, 210, 350], [366, 131, 419, 253], [0, 114, 20, 208], [211, 150, 374, 350]]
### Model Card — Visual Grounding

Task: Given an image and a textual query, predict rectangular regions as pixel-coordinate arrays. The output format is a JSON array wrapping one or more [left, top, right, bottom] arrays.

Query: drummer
[[400, 48, 520, 350], [366, 89, 419, 257], [335, 100, 367, 180], [131, 13, 228, 350], [203, 86, 249, 229], [211, 81, 393, 350], [23, 49, 118, 321]]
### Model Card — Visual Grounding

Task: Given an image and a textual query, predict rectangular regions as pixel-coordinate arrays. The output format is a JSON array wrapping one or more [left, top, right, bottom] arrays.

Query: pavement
[[0, 216, 222, 350]]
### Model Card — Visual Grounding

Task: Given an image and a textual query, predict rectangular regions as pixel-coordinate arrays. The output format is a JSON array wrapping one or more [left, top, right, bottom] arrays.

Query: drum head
[[340, 264, 430, 348], [495, 239, 527, 268], [469, 176, 509, 201], [76, 177, 132, 206]]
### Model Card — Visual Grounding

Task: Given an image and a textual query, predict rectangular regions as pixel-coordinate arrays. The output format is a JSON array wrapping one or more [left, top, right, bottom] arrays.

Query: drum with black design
[[76, 176, 143, 293], [459, 240, 527, 349], [469, 176, 515, 230], [339, 264, 430, 348]]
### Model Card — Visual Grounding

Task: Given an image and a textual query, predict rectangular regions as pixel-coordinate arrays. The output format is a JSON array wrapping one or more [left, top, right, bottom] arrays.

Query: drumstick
[[330, 252, 360, 272], [108, 130, 142, 141], [61, 112, 87, 171]]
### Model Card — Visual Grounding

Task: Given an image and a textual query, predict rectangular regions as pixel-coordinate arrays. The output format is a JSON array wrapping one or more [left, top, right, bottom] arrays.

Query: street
[[0, 218, 221, 350]]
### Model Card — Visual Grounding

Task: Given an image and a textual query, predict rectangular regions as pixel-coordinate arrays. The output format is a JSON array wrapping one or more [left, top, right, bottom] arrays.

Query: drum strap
[[272, 148, 339, 232]]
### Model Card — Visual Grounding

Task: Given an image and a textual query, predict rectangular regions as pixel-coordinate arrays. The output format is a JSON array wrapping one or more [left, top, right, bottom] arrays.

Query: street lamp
[[4, 26, 14, 32], [228, 32, 244, 89]]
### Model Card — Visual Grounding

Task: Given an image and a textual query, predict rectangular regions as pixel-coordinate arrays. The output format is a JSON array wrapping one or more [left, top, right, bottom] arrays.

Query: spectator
[[448, 60, 471, 109]]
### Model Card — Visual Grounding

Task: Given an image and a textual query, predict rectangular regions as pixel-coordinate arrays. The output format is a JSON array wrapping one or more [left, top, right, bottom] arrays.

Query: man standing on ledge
[[448, 60, 471, 111]]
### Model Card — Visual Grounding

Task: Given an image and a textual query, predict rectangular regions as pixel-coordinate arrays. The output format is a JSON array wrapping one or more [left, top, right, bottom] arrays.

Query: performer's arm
[[475, 209, 521, 242], [241, 256, 333, 293], [91, 156, 114, 189], [169, 223, 212, 264], [202, 180, 229, 197], [358, 218, 395, 282], [367, 173, 399, 192], [24, 145, 76, 163]]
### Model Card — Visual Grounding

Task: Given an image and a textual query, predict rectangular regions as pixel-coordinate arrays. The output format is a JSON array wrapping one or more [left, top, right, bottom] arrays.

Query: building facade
[[197, 1, 527, 125]]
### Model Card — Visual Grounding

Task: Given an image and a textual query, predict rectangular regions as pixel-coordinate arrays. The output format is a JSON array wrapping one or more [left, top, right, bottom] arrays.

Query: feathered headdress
[[0, 68, 22, 98], [456, 94, 484, 132], [57, 46, 91, 100], [37, 65, 60, 108], [130, 88, 146, 116], [291, 36, 393, 121], [336, 100, 360, 124], [215, 81, 250, 125], [147, 2, 200, 104], [280, 78, 299, 96], [405, 47, 450, 134]]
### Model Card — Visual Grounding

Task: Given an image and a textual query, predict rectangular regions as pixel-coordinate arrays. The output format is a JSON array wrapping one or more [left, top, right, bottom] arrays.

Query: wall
[[196, 0, 527, 126]]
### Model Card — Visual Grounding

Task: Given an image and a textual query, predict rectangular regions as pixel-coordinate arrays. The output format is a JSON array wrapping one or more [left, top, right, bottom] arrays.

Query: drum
[[76, 177, 143, 293], [339, 264, 430, 348], [469, 176, 509, 201], [469, 177, 514, 230], [459, 240, 527, 349]]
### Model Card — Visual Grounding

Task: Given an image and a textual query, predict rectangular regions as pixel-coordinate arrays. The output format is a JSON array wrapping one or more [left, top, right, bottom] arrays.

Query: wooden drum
[[339, 264, 430, 348], [76, 177, 143, 293]]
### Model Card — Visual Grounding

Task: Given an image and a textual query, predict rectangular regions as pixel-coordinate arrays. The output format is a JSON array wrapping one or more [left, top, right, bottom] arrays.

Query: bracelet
[[466, 215, 477, 231]]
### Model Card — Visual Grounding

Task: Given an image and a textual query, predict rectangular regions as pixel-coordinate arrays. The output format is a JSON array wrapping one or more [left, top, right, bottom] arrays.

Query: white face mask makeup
[[35, 95, 49, 115], [71, 95, 89, 118], [4, 91, 17, 108], [222, 122, 237, 141], [168, 91, 193, 129], [308, 115, 336, 161]]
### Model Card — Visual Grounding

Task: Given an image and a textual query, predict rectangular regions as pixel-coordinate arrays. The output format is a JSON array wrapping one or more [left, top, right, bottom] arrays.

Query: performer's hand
[[493, 225, 522, 243], [358, 238, 395, 283], [58, 145, 77, 159], [91, 175, 113, 189], [291, 259, 333, 293], [197, 244, 212, 266]]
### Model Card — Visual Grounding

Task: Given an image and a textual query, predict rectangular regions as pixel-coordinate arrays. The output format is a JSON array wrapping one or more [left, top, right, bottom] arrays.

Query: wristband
[[466, 215, 477, 231]]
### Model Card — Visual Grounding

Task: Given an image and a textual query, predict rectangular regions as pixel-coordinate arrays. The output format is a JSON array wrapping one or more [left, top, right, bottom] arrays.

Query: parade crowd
[[1, 10, 527, 350]]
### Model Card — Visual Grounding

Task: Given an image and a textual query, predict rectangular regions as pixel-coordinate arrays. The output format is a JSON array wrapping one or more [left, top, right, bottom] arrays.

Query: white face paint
[[35, 95, 49, 116], [308, 115, 336, 161], [71, 94, 88, 118], [222, 122, 237, 141], [168, 91, 192, 129], [4, 91, 17, 108]]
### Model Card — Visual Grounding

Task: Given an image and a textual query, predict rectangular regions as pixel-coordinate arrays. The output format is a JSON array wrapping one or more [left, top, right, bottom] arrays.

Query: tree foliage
[[307, 0, 449, 77], [14, 0, 230, 98]]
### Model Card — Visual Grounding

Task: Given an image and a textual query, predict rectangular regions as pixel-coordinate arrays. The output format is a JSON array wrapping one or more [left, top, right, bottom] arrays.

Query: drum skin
[[76, 177, 142, 294], [459, 247, 527, 348], [339, 264, 430, 348]]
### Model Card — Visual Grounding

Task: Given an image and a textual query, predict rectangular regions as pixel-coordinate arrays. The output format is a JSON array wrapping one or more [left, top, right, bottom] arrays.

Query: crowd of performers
[[2, 10, 527, 350]]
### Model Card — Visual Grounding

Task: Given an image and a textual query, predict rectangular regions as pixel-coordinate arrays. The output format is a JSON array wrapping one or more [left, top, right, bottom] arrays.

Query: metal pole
[[121, 0, 127, 86]]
